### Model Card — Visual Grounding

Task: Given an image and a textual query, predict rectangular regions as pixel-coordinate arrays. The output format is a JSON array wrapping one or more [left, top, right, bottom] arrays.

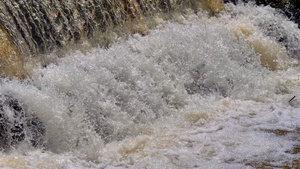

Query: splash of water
[[0, 2, 300, 168]]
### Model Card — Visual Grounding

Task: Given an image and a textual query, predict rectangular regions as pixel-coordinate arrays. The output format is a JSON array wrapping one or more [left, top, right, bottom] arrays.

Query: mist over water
[[1, 2, 300, 168]]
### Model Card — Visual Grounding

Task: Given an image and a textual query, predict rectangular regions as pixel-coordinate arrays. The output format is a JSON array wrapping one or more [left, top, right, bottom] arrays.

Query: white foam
[[0, 3, 300, 168]]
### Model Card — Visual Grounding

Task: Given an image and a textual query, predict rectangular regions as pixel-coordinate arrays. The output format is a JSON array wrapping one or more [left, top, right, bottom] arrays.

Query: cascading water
[[0, 1, 300, 168]]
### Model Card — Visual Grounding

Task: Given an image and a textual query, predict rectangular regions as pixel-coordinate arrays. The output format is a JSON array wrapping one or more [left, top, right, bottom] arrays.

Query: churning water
[[1, 2, 300, 168]]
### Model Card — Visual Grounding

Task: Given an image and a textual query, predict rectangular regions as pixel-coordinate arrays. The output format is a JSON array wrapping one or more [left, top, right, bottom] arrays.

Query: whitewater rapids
[[1, 3, 300, 168]]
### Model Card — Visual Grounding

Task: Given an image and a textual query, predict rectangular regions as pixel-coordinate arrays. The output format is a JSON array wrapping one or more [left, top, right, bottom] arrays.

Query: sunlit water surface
[[1, 3, 300, 168]]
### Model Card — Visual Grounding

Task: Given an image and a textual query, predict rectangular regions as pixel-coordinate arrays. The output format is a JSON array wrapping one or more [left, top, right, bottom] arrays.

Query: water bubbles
[[0, 2, 300, 168]]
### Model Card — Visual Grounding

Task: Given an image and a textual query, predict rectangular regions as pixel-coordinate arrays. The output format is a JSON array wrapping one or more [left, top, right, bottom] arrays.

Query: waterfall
[[0, 1, 300, 168], [0, 0, 219, 77]]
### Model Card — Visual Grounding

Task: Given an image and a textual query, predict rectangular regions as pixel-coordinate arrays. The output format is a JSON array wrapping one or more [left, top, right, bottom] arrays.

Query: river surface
[[1, 2, 300, 168]]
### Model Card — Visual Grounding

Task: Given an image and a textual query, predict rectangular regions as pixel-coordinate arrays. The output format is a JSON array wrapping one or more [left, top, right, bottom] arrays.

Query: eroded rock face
[[0, 94, 45, 150]]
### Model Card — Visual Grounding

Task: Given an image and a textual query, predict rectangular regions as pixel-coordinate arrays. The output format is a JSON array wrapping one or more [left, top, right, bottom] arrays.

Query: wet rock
[[0, 94, 45, 150], [225, 0, 287, 6], [282, 0, 300, 28], [224, 0, 300, 28], [0, 25, 27, 79], [202, 0, 225, 14]]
